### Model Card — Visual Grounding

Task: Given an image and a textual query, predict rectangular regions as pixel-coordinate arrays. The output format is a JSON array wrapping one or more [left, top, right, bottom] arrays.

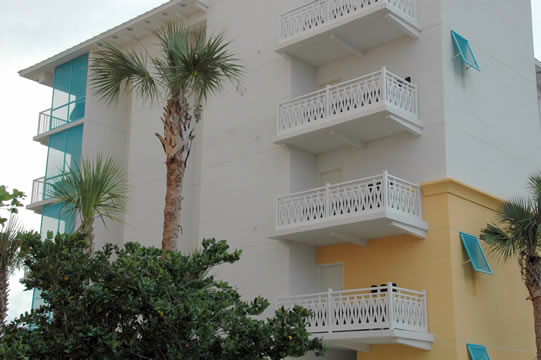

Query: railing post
[[416, 184, 423, 218], [325, 0, 330, 23], [37, 112, 41, 136], [327, 288, 333, 333], [276, 103, 281, 135], [325, 183, 331, 218], [381, 66, 387, 104], [325, 84, 331, 118], [382, 171, 388, 210], [276, 197, 280, 229], [422, 289, 428, 331], [387, 282, 394, 329]]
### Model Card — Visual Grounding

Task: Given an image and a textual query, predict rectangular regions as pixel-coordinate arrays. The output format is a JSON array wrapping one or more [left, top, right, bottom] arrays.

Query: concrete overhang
[[18, 0, 209, 87]]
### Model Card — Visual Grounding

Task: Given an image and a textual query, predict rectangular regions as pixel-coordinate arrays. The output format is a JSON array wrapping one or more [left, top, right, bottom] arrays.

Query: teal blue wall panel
[[50, 54, 88, 129]]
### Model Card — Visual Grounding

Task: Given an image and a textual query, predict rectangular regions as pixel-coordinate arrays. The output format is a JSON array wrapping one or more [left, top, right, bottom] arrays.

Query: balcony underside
[[273, 105, 422, 154], [320, 329, 434, 352], [277, 6, 420, 66], [34, 119, 84, 146], [26, 198, 55, 215], [272, 210, 428, 246]]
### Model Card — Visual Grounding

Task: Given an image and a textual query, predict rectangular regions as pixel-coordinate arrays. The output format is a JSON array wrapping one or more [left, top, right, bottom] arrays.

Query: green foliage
[[49, 154, 128, 247], [0, 218, 26, 277], [480, 174, 541, 261], [0, 186, 25, 229], [0, 233, 325, 359]]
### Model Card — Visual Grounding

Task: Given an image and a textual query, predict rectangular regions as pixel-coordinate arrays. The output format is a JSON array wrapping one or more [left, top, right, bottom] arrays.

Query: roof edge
[[19, 0, 208, 85]]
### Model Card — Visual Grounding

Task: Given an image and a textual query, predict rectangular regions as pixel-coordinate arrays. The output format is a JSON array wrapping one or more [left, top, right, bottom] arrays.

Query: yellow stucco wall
[[316, 178, 535, 359]]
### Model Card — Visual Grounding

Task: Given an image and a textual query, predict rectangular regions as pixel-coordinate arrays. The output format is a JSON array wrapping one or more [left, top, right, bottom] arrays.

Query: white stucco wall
[[441, 0, 541, 197], [56, 1, 541, 357]]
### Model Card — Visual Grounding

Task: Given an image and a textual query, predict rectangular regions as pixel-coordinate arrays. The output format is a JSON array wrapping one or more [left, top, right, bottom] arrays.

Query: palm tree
[[0, 216, 23, 329], [90, 23, 242, 250], [480, 174, 541, 359], [49, 154, 129, 250]]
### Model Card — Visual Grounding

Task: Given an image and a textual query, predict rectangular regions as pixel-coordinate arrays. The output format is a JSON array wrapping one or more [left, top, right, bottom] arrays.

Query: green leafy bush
[[0, 233, 325, 359]]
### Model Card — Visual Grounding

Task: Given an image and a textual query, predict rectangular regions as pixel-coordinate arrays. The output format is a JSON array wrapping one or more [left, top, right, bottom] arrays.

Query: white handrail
[[280, 0, 417, 40], [277, 68, 417, 135], [277, 283, 428, 333], [30, 177, 45, 204], [276, 172, 422, 229]]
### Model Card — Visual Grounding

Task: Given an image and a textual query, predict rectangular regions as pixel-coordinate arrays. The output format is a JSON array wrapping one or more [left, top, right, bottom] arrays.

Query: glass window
[[49, 54, 89, 127], [44, 125, 83, 200], [45, 132, 67, 180], [64, 125, 83, 170], [69, 55, 88, 103], [51, 62, 71, 110]]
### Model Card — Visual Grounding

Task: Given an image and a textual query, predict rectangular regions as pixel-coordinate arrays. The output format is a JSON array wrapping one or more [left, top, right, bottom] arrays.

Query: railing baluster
[[327, 288, 333, 333], [277, 69, 417, 136], [281, 0, 416, 40]]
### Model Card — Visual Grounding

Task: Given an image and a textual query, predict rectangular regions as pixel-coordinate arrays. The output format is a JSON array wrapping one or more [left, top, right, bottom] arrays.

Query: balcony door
[[319, 263, 344, 292], [319, 168, 343, 186]]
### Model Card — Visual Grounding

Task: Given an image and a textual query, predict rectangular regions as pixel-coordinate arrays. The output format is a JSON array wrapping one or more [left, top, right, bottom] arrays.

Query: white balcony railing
[[277, 68, 417, 136], [280, 0, 417, 41], [36, 98, 86, 138], [277, 283, 428, 334], [37, 109, 69, 136], [30, 177, 45, 204], [29, 175, 61, 206], [276, 172, 422, 230]]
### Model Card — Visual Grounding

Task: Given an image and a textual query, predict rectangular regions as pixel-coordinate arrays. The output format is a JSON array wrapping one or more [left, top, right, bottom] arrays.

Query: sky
[[0, 0, 540, 321]]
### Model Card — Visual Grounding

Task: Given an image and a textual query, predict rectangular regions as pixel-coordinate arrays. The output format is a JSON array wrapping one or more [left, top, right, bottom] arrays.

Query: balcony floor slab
[[34, 119, 84, 146], [272, 210, 428, 246], [319, 329, 434, 352], [277, 5, 420, 66], [26, 198, 55, 215], [273, 104, 422, 154]]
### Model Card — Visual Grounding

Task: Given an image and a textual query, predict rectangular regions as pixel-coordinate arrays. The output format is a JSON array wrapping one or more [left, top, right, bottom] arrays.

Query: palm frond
[[49, 154, 129, 231], [499, 196, 538, 251], [480, 223, 518, 261], [90, 43, 159, 104], [528, 175, 541, 200], [0, 216, 24, 275], [153, 23, 243, 101]]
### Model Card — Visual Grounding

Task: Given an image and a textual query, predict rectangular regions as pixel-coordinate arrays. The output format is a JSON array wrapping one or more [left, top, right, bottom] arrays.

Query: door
[[319, 263, 344, 292]]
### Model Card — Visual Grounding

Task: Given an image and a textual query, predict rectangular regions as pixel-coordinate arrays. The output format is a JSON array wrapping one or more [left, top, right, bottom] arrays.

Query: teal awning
[[467, 343, 490, 360], [460, 232, 492, 275], [451, 31, 480, 71]]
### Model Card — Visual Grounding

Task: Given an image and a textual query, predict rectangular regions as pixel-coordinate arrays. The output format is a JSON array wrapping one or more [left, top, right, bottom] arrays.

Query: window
[[467, 343, 490, 360], [460, 232, 492, 275], [44, 125, 83, 184], [50, 54, 89, 130], [451, 31, 480, 71], [40, 203, 76, 237]]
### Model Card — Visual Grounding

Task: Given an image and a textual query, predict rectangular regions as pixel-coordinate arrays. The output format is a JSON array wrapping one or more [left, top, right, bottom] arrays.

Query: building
[[19, 0, 541, 358]]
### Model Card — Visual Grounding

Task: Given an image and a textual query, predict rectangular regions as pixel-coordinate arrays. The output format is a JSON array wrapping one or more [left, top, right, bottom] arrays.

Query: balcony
[[273, 68, 422, 154], [277, 0, 420, 66], [273, 172, 427, 246], [27, 177, 55, 214], [277, 284, 434, 352], [34, 98, 85, 145]]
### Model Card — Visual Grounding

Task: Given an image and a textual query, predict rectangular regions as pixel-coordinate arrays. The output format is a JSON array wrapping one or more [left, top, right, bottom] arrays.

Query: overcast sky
[[0, 0, 540, 321]]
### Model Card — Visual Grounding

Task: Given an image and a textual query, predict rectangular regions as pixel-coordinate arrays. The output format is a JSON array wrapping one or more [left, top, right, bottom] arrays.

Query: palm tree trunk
[[157, 95, 187, 251], [0, 265, 9, 329], [532, 295, 541, 359], [162, 157, 185, 251]]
